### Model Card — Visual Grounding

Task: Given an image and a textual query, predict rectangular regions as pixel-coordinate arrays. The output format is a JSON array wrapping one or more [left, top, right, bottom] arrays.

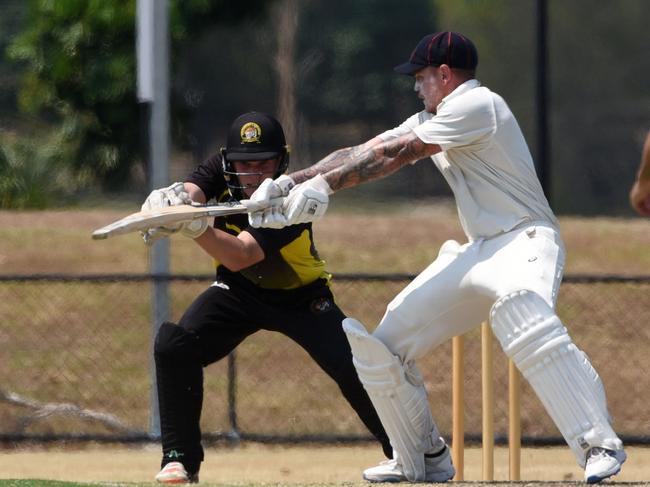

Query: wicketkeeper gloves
[[142, 182, 192, 209]]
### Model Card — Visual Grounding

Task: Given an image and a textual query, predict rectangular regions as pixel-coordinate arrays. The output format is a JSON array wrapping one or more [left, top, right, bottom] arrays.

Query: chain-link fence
[[1, 274, 649, 446]]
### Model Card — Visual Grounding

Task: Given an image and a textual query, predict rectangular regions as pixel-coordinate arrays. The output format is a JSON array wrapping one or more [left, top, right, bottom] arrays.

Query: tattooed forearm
[[323, 135, 439, 192], [288, 134, 439, 192], [290, 146, 365, 184], [393, 136, 436, 165]]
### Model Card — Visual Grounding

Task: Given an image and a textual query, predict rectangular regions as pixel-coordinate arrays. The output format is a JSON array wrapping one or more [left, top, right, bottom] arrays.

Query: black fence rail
[[1, 273, 649, 446]]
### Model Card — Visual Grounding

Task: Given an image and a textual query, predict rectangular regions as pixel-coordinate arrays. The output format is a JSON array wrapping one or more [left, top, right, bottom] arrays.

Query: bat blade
[[92, 202, 252, 240]]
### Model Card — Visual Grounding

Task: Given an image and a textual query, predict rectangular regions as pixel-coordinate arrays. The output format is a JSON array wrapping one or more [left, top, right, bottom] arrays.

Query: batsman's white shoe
[[155, 461, 199, 484], [584, 447, 627, 483], [362, 446, 455, 483], [362, 459, 406, 483]]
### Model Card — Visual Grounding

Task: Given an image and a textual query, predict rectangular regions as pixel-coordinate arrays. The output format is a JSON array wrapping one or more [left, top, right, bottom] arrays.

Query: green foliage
[[0, 0, 27, 119], [6, 0, 648, 213], [0, 128, 80, 208], [5, 0, 275, 196], [296, 0, 435, 123], [7, 0, 139, 191]]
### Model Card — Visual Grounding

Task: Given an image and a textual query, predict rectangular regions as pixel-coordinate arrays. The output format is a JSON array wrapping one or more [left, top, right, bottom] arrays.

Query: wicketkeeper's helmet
[[221, 112, 290, 199]]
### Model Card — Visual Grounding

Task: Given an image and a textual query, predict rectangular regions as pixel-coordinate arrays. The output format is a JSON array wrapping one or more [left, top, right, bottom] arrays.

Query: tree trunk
[[274, 0, 299, 157]]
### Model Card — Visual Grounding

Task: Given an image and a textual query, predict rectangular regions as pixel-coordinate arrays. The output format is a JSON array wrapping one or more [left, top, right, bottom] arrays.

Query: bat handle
[[239, 198, 284, 212]]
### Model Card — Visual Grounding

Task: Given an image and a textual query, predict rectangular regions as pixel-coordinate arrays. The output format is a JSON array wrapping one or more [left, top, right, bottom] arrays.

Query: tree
[[5, 0, 275, 199], [290, 0, 446, 198], [0, 0, 28, 125], [296, 0, 435, 124]]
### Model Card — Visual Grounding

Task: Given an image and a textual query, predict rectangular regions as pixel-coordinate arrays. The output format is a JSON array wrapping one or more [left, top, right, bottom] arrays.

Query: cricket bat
[[91, 199, 269, 240]]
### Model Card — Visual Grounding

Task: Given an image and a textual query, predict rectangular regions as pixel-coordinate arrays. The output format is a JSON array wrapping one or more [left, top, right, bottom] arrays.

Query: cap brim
[[225, 151, 281, 162], [393, 62, 426, 75]]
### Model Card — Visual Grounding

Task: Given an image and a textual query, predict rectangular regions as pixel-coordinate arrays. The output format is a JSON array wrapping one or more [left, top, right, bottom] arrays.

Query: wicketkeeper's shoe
[[584, 447, 626, 483], [155, 461, 199, 484], [362, 446, 455, 483]]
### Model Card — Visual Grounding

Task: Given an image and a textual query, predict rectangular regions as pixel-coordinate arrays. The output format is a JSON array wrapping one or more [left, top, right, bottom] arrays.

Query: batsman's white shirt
[[380, 79, 558, 240], [374, 80, 565, 361]]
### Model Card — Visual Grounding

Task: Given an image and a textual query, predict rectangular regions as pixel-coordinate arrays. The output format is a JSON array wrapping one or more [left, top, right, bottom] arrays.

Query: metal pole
[[536, 0, 551, 203], [148, 0, 170, 437]]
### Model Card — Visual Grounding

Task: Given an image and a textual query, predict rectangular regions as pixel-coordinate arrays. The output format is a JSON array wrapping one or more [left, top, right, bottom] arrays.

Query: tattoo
[[314, 136, 436, 192], [395, 137, 433, 164], [290, 146, 364, 184]]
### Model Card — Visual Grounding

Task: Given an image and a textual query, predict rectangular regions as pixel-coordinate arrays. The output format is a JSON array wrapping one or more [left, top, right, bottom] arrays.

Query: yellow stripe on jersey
[[279, 229, 331, 288], [225, 222, 243, 233]]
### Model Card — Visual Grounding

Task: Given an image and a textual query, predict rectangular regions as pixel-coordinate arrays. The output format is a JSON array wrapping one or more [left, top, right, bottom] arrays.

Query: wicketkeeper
[[142, 112, 392, 483]]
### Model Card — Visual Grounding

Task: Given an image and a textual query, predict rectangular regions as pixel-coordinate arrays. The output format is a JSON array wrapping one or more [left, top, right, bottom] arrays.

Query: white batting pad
[[490, 290, 623, 467], [343, 318, 440, 481]]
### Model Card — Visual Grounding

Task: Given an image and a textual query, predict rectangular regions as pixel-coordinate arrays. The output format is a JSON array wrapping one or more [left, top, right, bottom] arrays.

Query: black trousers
[[154, 277, 391, 474]]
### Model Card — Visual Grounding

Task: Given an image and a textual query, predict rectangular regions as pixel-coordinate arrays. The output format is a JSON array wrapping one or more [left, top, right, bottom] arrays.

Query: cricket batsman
[[248, 32, 627, 483]]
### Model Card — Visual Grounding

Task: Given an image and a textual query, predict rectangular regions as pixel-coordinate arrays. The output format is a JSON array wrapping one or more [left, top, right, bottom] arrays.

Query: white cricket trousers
[[373, 222, 565, 362]]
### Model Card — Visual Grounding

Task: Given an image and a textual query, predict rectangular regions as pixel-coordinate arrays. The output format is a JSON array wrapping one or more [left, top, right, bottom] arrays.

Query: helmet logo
[[240, 122, 262, 144]]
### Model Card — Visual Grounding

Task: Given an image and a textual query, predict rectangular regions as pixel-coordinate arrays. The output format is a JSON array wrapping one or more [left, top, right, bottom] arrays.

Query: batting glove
[[248, 175, 296, 228], [250, 206, 289, 229], [283, 174, 331, 225]]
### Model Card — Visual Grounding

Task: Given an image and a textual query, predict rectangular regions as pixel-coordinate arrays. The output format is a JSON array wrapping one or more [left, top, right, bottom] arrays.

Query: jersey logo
[[240, 122, 262, 144], [310, 296, 333, 314]]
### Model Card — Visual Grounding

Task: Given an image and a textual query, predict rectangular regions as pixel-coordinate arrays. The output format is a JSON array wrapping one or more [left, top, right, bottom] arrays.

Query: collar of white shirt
[[437, 79, 481, 110]]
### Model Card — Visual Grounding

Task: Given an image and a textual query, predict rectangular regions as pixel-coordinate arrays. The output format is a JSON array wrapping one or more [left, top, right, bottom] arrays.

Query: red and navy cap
[[394, 32, 478, 75]]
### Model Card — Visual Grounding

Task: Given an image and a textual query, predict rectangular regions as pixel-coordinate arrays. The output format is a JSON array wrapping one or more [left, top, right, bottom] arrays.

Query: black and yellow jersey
[[185, 153, 330, 290]]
